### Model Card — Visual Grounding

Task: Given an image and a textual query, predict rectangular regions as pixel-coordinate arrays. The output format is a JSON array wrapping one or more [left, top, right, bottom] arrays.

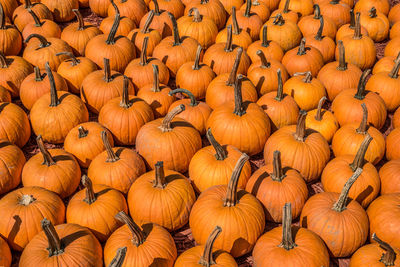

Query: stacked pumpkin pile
[[0, 0, 400, 266]]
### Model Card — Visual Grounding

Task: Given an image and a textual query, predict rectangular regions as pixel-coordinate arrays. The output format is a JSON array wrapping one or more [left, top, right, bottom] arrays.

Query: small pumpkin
[[320, 0, 351, 27], [373, 53, 400, 74], [354, 0, 390, 16], [0, 102, 31, 147], [21, 8, 61, 40], [389, 3, 400, 25], [379, 159, 400, 195], [247, 25, 284, 62], [277, 0, 313, 16], [184, 0, 227, 30], [359, 6, 389, 42], [306, 96, 338, 142], [384, 37, 400, 58], [139, 0, 173, 38], [336, 9, 369, 41], [40, 0, 79, 22], [270, 0, 299, 24], [108, 0, 147, 26], [386, 128, 400, 161], [12, 0, 53, 32], [219, 0, 243, 15], [240, 0, 270, 23], [100, 1, 136, 37], [89, 0, 110, 17], [0, 140, 25, 195], [148, 0, 184, 19], [258, 0, 279, 11], [0, 2, 21, 56], [298, 4, 337, 39]]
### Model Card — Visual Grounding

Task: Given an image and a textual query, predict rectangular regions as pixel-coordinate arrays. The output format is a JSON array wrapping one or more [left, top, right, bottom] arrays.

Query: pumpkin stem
[[332, 168, 363, 212], [140, 37, 149, 66], [294, 110, 307, 141], [106, 2, 120, 45], [337, 40, 348, 71], [190, 8, 202, 22], [294, 71, 312, 83], [369, 7, 377, 18], [313, 4, 321, 19], [279, 203, 297, 250], [223, 153, 249, 207], [27, 8, 42, 27], [19, 194, 36, 205], [41, 218, 64, 256], [159, 104, 185, 132], [261, 25, 270, 47], [193, 45, 202, 70], [37, 135, 56, 166], [0, 3, 4, 29], [297, 38, 307, 55], [224, 25, 233, 52], [142, 10, 154, 33], [103, 58, 112, 82], [256, 50, 270, 68], [34, 66, 43, 81], [206, 128, 227, 161], [372, 233, 397, 266], [169, 12, 181, 46], [82, 175, 97, 204], [271, 151, 286, 181], [25, 0, 33, 8], [226, 47, 243, 86], [153, 0, 161, 15], [353, 12, 362, 39], [120, 76, 131, 108], [245, 0, 252, 17], [152, 64, 161, 92], [349, 133, 372, 171], [314, 96, 327, 121], [354, 69, 371, 100], [349, 9, 355, 28], [232, 6, 240, 35], [78, 126, 88, 138], [72, 9, 85, 30], [46, 62, 60, 107], [198, 226, 222, 266], [115, 211, 145, 246], [275, 69, 284, 101], [24, 34, 50, 47], [102, 131, 119, 162], [283, 0, 290, 13], [0, 52, 7, 68], [56, 52, 80, 66], [169, 88, 198, 106], [330, 0, 340, 4], [233, 74, 246, 116], [356, 103, 368, 134], [108, 247, 127, 267], [153, 161, 166, 189], [389, 53, 400, 79], [273, 14, 285, 26], [315, 16, 324, 41]]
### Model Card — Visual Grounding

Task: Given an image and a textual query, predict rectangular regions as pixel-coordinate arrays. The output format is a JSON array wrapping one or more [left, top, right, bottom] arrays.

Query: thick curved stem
[[140, 37, 149, 66], [389, 54, 400, 79], [106, 2, 120, 45], [283, 0, 290, 13], [224, 25, 233, 52], [354, 69, 371, 100], [24, 34, 50, 47], [350, 9, 355, 28], [279, 203, 297, 250], [315, 16, 324, 41], [332, 168, 363, 212], [45, 62, 59, 107], [103, 58, 112, 82], [349, 133, 372, 171], [256, 50, 270, 69], [294, 71, 312, 83], [78, 126, 88, 138], [297, 38, 307, 56], [120, 76, 131, 108], [82, 175, 97, 204], [153, 0, 161, 15], [261, 25, 270, 47], [337, 40, 348, 71], [314, 96, 327, 121], [313, 4, 321, 19], [27, 8, 42, 27], [233, 74, 246, 116], [25, 0, 33, 8], [372, 233, 397, 266], [223, 153, 249, 207], [193, 45, 202, 70], [101, 131, 119, 162], [115, 211, 145, 246], [198, 226, 222, 266], [56, 52, 80, 66], [271, 151, 286, 181], [41, 219, 64, 257], [160, 104, 185, 132], [37, 135, 56, 166], [72, 9, 85, 30], [206, 128, 227, 161], [245, 0, 252, 17], [294, 110, 307, 141], [353, 12, 362, 39], [108, 247, 127, 267], [356, 103, 368, 134], [231, 6, 240, 35], [153, 161, 166, 189], [168, 12, 181, 46], [152, 64, 160, 92], [142, 10, 154, 33], [226, 47, 243, 86], [34, 66, 43, 81], [275, 69, 284, 101], [169, 88, 198, 106]]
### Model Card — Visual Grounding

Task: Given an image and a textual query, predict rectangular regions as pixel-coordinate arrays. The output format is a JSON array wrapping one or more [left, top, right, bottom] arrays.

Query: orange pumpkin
[[184, 0, 227, 30], [107, 0, 148, 26], [258, 0, 279, 11], [386, 128, 400, 161], [239, 0, 270, 23], [139, 0, 173, 38], [278, 0, 313, 16], [298, 4, 337, 39], [379, 159, 400, 195], [354, 0, 389, 15], [21, 8, 60, 40], [306, 96, 338, 142], [320, 0, 351, 27], [336, 9, 369, 41], [148, 0, 184, 19], [247, 25, 284, 62], [0, 236, 10, 267], [0, 140, 25, 195], [373, 53, 400, 74], [0, 102, 31, 147], [219, 0, 243, 15], [40, 0, 79, 22], [100, 2, 136, 37], [270, 0, 299, 24], [12, 0, 53, 32], [389, 3, 400, 25], [89, 0, 110, 17], [0, 2, 21, 56], [359, 7, 389, 42]]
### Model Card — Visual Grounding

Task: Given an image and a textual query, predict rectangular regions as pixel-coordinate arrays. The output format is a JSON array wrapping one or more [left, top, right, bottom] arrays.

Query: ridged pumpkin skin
[[19, 222, 103, 267], [373, 56, 398, 74], [247, 25, 284, 63], [350, 240, 400, 267], [379, 159, 400, 195], [386, 128, 400, 161], [389, 3, 400, 25], [184, 0, 227, 30], [227, 2, 263, 41], [107, 0, 148, 26], [215, 13, 253, 50], [0, 55, 33, 98], [139, 8, 173, 38], [354, 0, 390, 15], [0, 102, 31, 147], [367, 194, 400, 251], [298, 5, 337, 40], [21, 15, 61, 40], [0, 4, 22, 56], [99, 15, 136, 38], [0, 140, 25, 195], [0, 236, 10, 267], [359, 7, 389, 42], [128, 17, 162, 56], [40, 0, 79, 22], [320, 0, 351, 27], [89, 0, 110, 17], [0, 186, 65, 251]]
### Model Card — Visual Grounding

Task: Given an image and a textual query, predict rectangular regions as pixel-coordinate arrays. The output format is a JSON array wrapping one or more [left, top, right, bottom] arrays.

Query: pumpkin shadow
[[0, 140, 13, 149], [255, 76, 265, 95], [231, 237, 251, 257], [115, 148, 125, 157], [355, 185, 373, 205], [95, 188, 112, 198], [0, 102, 9, 113], [150, 258, 172, 266], [53, 154, 75, 162], [7, 215, 22, 246], [170, 120, 196, 129], [61, 230, 90, 248], [300, 215, 308, 228]]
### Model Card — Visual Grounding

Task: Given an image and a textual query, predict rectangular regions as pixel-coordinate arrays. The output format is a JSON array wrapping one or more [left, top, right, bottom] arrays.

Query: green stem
[[169, 88, 198, 106], [27, 8, 42, 27], [24, 34, 50, 47]]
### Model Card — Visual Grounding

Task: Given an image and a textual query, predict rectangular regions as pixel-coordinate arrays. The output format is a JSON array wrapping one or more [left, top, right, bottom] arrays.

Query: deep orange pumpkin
[[379, 159, 400, 195], [0, 102, 31, 147], [247, 25, 284, 62], [0, 140, 25, 195]]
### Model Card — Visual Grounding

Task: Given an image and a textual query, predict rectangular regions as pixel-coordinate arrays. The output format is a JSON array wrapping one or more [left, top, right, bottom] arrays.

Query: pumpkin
[[283, 71, 326, 111], [257, 69, 299, 130], [21, 8, 61, 40], [306, 96, 338, 142], [350, 233, 400, 267], [282, 38, 325, 77], [386, 128, 400, 161], [207, 75, 271, 156], [128, 10, 162, 56], [30, 62, 89, 144], [366, 56, 400, 112], [248, 50, 288, 95], [124, 37, 169, 91], [240, 0, 270, 23], [253, 203, 330, 266], [177, 8, 217, 49], [104, 211, 177, 266], [331, 69, 387, 129], [319, 0, 351, 27], [367, 194, 400, 251], [61, 9, 102, 56], [261, 14, 302, 52], [190, 153, 265, 257], [205, 48, 256, 110], [300, 168, 368, 257], [317, 40, 363, 101], [89, 0, 110, 17], [338, 12, 376, 70], [99, 76, 154, 145], [315, 0, 354, 8], [389, 3, 400, 25], [40, 0, 79, 22], [128, 161, 196, 231], [219, 0, 243, 15], [136, 64, 175, 118], [0, 186, 65, 251], [88, 131, 146, 193], [81, 58, 134, 114], [23, 34, 72, 70], [258, 0, 280, 11], [0, 102, 30, 147], [108, 0, 147, 26], [0, 0, 17, 19], [395, 106, 400, 128], [298, 4, 337, 39], [67, 175, 128, 242], [390, 21, 400, 40], [12, 0, 53, 32], [19, 219, 102, 267], [336, 9, 369, 41], [20, 66, 68, 110], [136, 104, 202, 172], [384, 37, 400, 58], [85, 12, 135, 72], [100, 2, 136, 37], [56, 51, 98, 94], [270, 0, 299, 24], [332, 103, 385, 165], [246, 151, 308, 222], [359, 7, 389, 42], [64, 122, 114, 168], [189, 128, 251, 193], [379, 159, 400, 195], [0, 3, 21, 56], [184, 0, 227, 30], [139, 0, 173, 38], [354, 0, 389, 16], [168, 88, 212, 135], [148, 0, 184, 19], [247, 25, 284, 62], [322, 133, 380, 208], [278, 0, 313, 16], [175, 226, 237, 267], [264, 110, 330, 182], [0, 140, 25, 195], [0, 236, 10, 267], [175, 45, 215, 100]]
